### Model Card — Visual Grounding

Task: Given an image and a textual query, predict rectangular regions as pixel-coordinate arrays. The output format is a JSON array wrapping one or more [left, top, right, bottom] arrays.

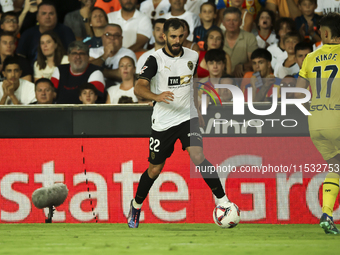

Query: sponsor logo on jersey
[[164, 65, 171, 71], [310, 104, 340, 111], [168, 75, 192, 86]]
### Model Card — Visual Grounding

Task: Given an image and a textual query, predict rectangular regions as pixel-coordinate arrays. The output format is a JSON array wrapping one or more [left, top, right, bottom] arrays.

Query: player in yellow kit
[[296, 12, 340, 234]]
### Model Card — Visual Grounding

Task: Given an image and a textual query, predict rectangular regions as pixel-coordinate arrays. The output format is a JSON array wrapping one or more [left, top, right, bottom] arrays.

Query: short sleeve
[[139, 55, 158, 81], [299, 55, 309, 80]]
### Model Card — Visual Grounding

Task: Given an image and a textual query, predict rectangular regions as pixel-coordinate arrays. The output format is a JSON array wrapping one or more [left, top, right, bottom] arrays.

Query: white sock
[[217, 195, 229, 204], [133, 199, 143, 209]]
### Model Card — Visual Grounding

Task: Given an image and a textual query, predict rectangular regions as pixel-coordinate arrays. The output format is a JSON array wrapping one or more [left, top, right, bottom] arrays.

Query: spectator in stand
[[199, 49, 233, 109], [163, 0, 201, 41], [51, 41, 105, 104], [293, 41, 313, 79], [221, 0, 253, 32], [222, 7, 258, 78], [83, 7, 108, 49], [193, 2, 219, 51], [94, 0, 121, 14], [197, 27, 232, 78], [106, 56, 138, 104], [0, 32, 32, 82], [315, 0, 340, 15], [18, 0, 42, 35], [64, 0, 96, 41], [78, 83, 98, 104], [32, 78, 56, 104], [244, 48, 281, 102], [107, 0, 152, 52], [16, 1, 75, 67], [136, 18, 165, 73], [181, 19, 200, 52], [266, 0, 301, 20], [255, 9, 278, 49], [0, 11, 19, 36], [0, 56, 36, 105], [139, 0, 170, 20], [295, 0, 321, 43], [274, 31, 301, 78], [34, 30, 69, 81], [90, 24, 136, 84], [267, 17, 296, 70]]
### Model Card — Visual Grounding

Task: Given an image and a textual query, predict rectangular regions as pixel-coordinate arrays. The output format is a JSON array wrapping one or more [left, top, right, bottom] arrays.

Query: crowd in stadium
[[0, 0, 329, 105]]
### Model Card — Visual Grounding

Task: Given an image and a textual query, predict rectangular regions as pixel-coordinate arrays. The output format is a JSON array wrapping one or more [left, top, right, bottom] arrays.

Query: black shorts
[[148, 118, 203, 165]]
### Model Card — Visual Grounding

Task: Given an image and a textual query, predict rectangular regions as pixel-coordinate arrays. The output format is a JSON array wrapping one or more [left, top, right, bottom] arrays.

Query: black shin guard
[[198, 159, 225, 199], [135, 169, 157, 204]]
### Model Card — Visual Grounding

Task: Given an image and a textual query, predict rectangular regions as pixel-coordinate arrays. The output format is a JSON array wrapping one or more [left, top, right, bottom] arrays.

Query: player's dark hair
[[255, 9, 275, 31], [283, 31, 302, 43], [223, 7, 242, 19], [274, 17, 296, 40], [298, 0, 317, 5], [35, 78, 55, 91], [89, 7, 108, 24], [200, 2, 217, 13], [0, 11, 18, 25], [294, 42, 313, 54], [3, 55, 21, 70], [180, 19, 191, 35], [319, 12, 340, 38], [153, 18, 166, 29], [78, 83, 98, 96], [163, 18, 184, 34], [251, 48, 272, 61], [203, 27, 224, 51]]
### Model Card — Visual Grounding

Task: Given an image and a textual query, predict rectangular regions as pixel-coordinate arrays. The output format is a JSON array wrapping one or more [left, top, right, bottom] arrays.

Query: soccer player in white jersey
[[127, 18, 230, 228]]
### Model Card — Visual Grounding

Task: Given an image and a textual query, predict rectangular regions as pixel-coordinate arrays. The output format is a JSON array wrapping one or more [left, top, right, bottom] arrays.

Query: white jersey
[[139, 47, 199, 131]]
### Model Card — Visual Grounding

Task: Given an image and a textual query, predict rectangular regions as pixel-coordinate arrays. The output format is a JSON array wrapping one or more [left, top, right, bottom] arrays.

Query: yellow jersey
[[299, 44, 340, 130]]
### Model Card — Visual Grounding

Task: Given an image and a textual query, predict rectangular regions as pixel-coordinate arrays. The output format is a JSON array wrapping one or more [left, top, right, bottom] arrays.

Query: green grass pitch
[[1, 224, 339, 255]]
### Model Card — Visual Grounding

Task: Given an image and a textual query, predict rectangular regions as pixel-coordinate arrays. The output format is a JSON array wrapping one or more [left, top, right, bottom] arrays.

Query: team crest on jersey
[[187, 61, 193, 70], [140, 66, 148, 75], [151, 152, 155, 160]]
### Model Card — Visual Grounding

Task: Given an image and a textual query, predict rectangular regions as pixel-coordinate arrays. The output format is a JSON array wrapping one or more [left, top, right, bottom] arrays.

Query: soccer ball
[[213, 202, 240, 228]]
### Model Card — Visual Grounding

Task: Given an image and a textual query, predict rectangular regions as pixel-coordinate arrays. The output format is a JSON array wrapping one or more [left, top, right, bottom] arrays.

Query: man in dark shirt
[[51, 41, 105, 104]]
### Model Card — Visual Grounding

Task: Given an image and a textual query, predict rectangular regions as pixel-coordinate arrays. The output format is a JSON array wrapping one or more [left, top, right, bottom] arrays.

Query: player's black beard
[[167, 41, 183, 56]]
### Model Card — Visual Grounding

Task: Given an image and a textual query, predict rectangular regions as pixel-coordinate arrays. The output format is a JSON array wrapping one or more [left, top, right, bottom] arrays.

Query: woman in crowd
[[106, 56, 138, 104], [34, 31, 69, 81], [197, 27, 232, 78]]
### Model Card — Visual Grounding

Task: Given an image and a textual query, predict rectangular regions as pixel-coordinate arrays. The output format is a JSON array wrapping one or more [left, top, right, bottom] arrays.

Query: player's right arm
[[135, 55, 174, 104]]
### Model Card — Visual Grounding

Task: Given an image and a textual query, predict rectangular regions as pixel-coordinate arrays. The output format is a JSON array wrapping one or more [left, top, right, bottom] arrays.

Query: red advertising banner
[[0, 137, 339, 224]]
